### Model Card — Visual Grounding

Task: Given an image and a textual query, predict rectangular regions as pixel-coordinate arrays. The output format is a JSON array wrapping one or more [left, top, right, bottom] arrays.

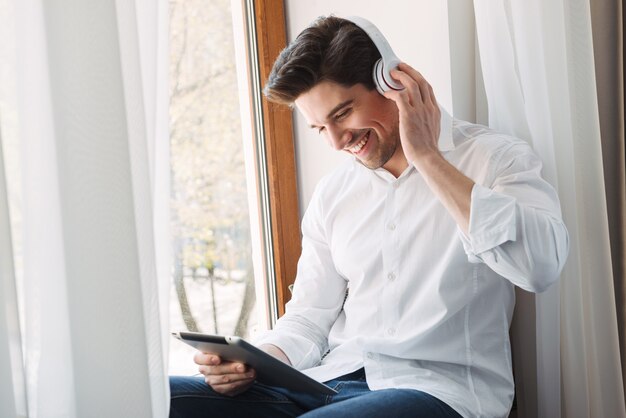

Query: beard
[[357, 123, 402, 171]]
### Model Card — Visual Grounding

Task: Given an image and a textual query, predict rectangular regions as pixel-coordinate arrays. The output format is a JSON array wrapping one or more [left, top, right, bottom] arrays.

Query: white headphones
[[345, 16, 404, 95]]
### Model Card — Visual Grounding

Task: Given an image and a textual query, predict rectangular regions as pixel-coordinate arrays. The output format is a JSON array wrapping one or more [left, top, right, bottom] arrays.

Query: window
[[168, 0, 300, 375]]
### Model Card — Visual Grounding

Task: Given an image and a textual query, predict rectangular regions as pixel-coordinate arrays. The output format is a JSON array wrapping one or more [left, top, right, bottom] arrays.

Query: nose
[[325, 125, 352, 151]]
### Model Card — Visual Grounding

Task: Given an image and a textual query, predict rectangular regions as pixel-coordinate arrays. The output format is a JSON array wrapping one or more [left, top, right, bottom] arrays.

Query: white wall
[[283, 1, 457, 214]]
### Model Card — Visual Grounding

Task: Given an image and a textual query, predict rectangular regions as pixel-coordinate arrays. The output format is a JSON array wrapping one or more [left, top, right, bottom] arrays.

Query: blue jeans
[[169, 369, 462, 417]]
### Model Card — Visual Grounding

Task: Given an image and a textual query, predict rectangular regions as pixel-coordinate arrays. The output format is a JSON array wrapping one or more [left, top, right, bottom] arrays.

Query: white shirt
[[255, 110, 569, 418]]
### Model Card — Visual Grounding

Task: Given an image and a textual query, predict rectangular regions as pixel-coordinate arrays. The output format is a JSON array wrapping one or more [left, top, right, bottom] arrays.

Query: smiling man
[[169, 15, 569, 418]]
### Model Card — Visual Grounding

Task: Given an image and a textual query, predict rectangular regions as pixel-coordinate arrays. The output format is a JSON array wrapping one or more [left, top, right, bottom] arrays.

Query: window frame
[[252, 0, 300, 318]]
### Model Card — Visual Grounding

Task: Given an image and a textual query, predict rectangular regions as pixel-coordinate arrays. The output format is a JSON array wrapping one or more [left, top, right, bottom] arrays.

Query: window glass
[[168, 0, 260, 375]]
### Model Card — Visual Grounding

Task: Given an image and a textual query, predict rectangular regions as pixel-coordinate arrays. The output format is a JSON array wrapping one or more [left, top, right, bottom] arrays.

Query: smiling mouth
[[349, 130, 371, 155]]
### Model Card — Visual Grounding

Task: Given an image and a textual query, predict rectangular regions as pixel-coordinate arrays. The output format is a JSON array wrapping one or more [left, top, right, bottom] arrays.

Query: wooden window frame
[[253, 0, 300, 317]]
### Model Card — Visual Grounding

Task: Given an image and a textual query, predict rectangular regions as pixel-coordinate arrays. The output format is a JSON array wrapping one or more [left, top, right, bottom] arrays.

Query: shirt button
[[366, 352, 374, 359], [387, 272, 396, 281], [387, 223, 396, 231], [387, 328, 396, 336]]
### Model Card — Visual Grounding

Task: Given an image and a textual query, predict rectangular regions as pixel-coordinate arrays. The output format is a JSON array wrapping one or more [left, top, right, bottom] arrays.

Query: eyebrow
[[309, 99, 354, 129]]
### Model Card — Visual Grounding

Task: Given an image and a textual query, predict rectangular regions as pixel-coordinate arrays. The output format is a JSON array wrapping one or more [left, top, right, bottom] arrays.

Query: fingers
[[196, 355, 249, 377], [397, 63, 432, 103], [389, 71, 422, 106], [210, 377, 255, 397], [396, 62, 424, 84], [194, 351, 221, 366], [202, 366, 256, 397], [386, 63, 437, 107], [200, 365, 256, 386], [197, 359, 255, 396], [194, 351, 256, 396], [198, 360, 246, 374]]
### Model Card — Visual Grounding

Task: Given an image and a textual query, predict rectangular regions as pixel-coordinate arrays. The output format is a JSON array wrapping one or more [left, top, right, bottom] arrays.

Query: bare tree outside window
[[168, 0, 258, 374]]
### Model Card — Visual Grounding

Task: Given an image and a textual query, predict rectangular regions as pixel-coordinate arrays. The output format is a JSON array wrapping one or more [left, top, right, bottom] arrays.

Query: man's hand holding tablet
[[172, 332, 338, 395]]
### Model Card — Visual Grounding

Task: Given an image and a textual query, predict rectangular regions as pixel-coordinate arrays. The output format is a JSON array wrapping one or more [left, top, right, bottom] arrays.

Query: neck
[[383, 148, 409, 178]]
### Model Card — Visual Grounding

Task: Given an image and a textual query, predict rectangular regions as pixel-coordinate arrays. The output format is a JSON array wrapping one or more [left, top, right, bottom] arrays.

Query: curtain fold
[[474, 0, 626, 417], [0, 126, 27, 418], [0, 0, 170, 416], [114, 0, 171, 412], [590, 0, 626, 402]]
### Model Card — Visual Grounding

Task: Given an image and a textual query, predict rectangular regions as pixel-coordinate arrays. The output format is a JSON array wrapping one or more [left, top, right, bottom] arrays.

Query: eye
[[334, 108, 351, 121]]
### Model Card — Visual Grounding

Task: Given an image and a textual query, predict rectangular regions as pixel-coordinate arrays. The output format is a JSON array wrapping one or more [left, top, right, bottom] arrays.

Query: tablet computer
[[172, 331, 337, 395]]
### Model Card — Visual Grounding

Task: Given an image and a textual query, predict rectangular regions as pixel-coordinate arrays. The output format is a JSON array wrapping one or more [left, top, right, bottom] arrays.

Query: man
[[170, 15, 568, 418]]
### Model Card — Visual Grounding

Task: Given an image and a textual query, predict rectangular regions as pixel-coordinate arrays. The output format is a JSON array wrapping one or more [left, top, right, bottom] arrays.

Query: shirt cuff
[[253, 330, 320, 370], [460, 184, 517, 256]]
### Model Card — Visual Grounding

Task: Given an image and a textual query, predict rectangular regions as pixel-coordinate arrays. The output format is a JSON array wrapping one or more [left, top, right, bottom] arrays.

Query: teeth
[[350, 131, 369, 153]]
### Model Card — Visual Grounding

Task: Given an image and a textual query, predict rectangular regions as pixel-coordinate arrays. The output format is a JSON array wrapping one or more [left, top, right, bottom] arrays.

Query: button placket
[[381, 181, 401, 337]]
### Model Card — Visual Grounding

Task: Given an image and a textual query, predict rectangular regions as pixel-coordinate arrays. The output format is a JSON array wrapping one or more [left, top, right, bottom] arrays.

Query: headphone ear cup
[[373, 58, 403, 95]]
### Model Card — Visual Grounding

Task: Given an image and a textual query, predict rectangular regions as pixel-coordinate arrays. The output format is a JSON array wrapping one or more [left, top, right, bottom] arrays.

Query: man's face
[[295, 81, 405, 173]]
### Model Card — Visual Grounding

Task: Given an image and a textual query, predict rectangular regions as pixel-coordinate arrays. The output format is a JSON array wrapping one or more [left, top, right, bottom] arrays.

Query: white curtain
[[0, 0, 170, 416], [473, 0, 626, 417]]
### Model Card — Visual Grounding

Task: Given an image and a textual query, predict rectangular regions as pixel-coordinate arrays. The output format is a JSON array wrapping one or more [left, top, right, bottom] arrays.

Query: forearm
[[413, 150, 474, 234]]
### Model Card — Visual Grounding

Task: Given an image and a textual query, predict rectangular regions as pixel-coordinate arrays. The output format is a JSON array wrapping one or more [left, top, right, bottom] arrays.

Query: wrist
[[259, 343, 292, 366], [409, 147, 443, 170]]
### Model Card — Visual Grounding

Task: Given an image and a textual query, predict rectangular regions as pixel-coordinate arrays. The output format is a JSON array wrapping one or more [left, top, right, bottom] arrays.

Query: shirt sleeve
[[458, 141, 569, 293], [254, 181, 347, 370]]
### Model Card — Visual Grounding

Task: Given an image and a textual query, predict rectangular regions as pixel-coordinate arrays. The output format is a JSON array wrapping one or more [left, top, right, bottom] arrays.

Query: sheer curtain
[[590, 0, 626, 401], [0, 0, 170, 416], [474, 0, 626, 417]]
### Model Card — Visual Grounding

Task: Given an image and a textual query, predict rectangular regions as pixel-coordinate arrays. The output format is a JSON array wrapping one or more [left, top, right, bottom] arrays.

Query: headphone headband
[[345, 16, 403, 94]]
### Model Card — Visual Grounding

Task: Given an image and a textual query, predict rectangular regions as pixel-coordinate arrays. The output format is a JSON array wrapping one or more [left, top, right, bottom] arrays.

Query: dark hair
[[263, 16, 380, 106]]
